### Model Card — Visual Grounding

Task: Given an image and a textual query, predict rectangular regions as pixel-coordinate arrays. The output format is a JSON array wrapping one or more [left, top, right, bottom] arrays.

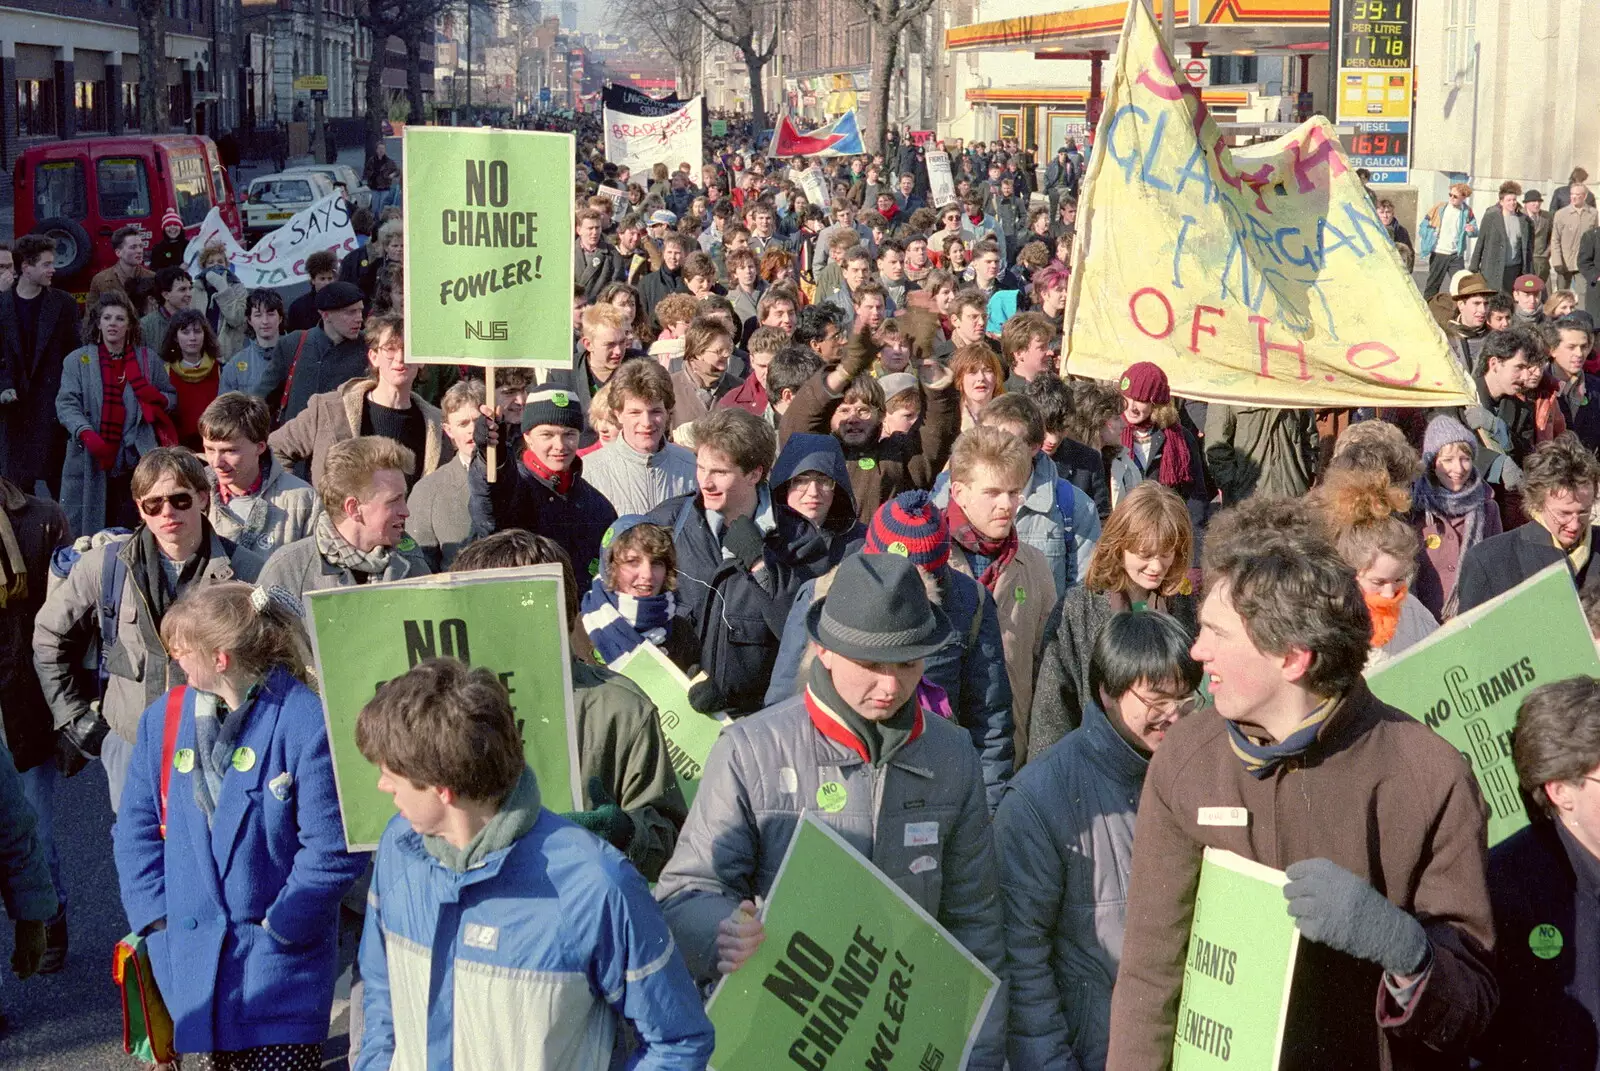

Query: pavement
[[0, 761, 355, 1069]]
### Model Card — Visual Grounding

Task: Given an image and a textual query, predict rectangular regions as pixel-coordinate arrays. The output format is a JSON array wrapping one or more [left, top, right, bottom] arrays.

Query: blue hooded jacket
[[769, 433, 867, 573]]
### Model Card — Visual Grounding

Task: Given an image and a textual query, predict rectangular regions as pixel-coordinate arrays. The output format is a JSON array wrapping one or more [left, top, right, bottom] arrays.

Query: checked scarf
[[944, 495, 1018, 593]]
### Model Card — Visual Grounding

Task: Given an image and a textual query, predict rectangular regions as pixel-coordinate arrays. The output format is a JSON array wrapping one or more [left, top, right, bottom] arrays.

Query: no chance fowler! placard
[[403, 126, 576, 369]]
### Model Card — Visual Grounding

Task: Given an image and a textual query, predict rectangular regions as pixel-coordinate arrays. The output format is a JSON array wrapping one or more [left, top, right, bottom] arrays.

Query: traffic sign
[[294, 74, 329, 92], [1182, 58, 1209, 87], [539, 86, 551, 103]]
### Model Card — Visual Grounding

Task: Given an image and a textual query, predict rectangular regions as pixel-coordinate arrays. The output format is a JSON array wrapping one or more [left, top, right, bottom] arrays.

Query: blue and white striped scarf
[[579, 576, 676, 665]]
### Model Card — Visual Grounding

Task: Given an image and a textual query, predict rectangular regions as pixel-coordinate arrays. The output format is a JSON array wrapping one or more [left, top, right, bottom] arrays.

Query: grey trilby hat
[[806, 553, 951, 664]]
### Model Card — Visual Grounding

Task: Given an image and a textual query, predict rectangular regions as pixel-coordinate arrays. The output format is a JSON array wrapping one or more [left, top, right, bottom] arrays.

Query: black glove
[[12, 919, 46, 979], [55, 712, 109, 776], [560, 776, 634, 853], [722, 517, 766, 573], [1283, 858, 1430, 976], [688, 678, 728, 714]]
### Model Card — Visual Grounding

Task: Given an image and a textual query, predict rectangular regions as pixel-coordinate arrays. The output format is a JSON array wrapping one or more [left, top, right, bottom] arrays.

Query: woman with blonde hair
[[1545, 289, 1579, 320], [1031, 481, 1197, 759], [113, 581, 365, 1070], [1314, 466, 1438, 664]]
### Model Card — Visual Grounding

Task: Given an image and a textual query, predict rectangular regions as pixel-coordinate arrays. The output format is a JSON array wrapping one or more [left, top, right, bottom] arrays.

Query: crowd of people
[[0, 118, 1597, 1071]]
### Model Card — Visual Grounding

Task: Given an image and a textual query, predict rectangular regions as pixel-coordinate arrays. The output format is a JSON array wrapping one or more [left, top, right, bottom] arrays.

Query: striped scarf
[[1225, 698, 1334, 779], [98, 345, 135, 457], [579, 576, 675, 665]]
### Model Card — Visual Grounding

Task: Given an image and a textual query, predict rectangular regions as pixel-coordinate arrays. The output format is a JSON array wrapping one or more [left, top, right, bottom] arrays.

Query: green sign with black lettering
[[306, 566, 581, 851], [1367, 562, 1600, 846], [402, 126, 575, 368], [705, 815, 999, 1071]]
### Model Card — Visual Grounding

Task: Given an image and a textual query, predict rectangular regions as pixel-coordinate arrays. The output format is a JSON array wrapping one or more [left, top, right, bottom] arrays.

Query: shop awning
[[946, 0, 1330, 54]]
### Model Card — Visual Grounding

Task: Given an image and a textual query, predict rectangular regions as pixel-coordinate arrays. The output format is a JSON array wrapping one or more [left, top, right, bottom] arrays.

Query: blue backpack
[[48, 529, 133, 695]]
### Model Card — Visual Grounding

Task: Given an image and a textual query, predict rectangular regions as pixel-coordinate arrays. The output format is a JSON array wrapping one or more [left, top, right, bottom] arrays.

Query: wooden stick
[[485, 365, 497, 484]]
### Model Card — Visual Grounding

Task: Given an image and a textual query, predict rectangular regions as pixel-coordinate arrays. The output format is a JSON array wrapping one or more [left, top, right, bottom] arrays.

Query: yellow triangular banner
[[1065, 0, 1473, 409]]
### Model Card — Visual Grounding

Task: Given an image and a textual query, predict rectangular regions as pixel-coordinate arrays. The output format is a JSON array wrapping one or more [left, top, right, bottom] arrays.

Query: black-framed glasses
[[138, 492, 195, 516]]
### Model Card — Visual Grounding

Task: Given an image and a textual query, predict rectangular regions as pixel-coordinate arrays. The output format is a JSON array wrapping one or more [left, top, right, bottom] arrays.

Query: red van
[[13, 134, 243, 296]]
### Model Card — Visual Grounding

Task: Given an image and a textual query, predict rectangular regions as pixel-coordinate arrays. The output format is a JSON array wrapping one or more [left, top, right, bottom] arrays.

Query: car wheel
[[32, 217, 93, 275]]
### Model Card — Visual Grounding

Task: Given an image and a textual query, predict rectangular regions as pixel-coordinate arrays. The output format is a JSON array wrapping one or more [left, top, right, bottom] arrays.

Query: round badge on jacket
[[816, 781, 848, 812], [231, 746, 256, 773], [1529, 923, 1564, 959]]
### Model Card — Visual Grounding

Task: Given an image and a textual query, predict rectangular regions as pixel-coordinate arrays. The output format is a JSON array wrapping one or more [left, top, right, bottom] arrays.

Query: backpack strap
[[157, 685, 187, 839], [98, 542, 127, 690], [277, 329, 313, 419]]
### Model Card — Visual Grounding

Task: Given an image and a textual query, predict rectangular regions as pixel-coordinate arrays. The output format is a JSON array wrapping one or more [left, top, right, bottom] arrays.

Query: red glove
[[80, 429, 116, 471], [139, 401, 164, 427]]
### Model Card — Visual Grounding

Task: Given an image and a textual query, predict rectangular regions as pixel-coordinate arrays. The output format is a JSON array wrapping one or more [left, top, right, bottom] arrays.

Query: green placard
[[706, 814, 999, 1071], [402, 126, 575, 368], [710, 119, 728, 137], [607, 643, 723, 806], [1173, 849, 1301, 1071], [306, 565, 581, 851], [1367, 562, 1600, 846]]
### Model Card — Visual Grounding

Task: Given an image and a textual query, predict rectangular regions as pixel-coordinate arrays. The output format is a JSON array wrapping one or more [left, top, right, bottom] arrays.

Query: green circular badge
[[1529, 923, 1564, 960], [857, 457, 877, 471], [816, 781, 848, 813], [173, 749, 195, 774], [231, 746, 257, 773], [1014, 586, 1027, 604], [552, 391, 570, 408], [1119, 375, 1131, 391], [601, 526, 615, 548], [887, 541, 909, 557], [588, 558, 600, 577]]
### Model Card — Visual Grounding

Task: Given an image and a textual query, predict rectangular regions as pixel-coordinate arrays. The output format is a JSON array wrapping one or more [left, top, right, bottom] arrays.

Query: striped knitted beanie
[[863, 490, 949, 573]]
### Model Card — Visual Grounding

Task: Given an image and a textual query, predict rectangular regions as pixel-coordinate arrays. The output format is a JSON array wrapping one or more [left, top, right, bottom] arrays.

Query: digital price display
[[1341, 0, 1413, 70], [1341, 121, 1411, 182], [1342, 129, 1410, 159]]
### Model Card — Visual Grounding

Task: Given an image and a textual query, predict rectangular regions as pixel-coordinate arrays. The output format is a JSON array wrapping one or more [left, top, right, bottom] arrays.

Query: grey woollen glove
[[1283, 857, 1429, 976]]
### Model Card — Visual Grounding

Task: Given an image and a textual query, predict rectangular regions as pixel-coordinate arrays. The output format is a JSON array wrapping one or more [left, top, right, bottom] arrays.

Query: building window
[[123, 83, 141, 124], [17, 79, 56, 138], [1209, 55, 1258, 85], [76, 81, 107, 130], [1443, 0, 1477, 84]]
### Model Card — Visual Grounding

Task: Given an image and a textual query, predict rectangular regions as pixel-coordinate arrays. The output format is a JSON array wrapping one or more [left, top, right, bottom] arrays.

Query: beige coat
[[1550, 202, 1598, 273], [268, 377, 447, 488], [948, 541, 1054, 767]]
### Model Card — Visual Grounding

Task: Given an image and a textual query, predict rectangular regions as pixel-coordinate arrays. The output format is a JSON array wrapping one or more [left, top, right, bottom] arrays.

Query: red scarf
[[944, 495, 1019, 593], [804, 686, 925, 764], [880, 204, 900, 224], [967, 213, 985, 226], [1365, 587, 1407, 648], [97, 345, 134, 455], [1120, 419, 1192, 491], [522, 448, 575, 494]]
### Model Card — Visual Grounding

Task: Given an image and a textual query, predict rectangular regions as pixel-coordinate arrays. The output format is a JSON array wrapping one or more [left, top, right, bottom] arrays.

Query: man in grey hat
[[655, 551, 1007, 1069]]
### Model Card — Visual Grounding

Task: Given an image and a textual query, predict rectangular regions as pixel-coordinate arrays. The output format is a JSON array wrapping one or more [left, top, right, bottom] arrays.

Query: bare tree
[[848, 0, 940, 152], [616, 0, 779, 124], [611, 0, 703, 95], [135, 0, 166, 132]]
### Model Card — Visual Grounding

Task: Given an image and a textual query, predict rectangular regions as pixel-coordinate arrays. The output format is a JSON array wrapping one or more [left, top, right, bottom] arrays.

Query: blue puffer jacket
[[356, 786, 713, 1071], [113, 667, 366, 1054], [933, 453, 1100, 597], [765, 564, 1016, 810], [645, 490, 808, 715]]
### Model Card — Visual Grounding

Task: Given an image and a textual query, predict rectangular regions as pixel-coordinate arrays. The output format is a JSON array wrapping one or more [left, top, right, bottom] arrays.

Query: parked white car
[[243, 169, 337, 240], [291, 163, 372, 213]]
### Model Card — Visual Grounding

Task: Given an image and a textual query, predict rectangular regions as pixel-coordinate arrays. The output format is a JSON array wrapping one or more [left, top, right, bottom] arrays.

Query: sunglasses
[[138, 492, 195, 516]]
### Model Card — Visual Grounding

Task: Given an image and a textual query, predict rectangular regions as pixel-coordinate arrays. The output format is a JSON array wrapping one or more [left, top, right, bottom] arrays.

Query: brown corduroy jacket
[[1107, 681, 1497, 1071]]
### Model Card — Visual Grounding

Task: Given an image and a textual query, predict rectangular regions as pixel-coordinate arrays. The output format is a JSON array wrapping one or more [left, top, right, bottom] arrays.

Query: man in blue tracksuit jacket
[[353, 658, 712, 1071]]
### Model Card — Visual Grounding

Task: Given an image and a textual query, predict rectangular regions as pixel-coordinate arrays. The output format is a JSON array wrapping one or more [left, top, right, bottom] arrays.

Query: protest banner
[[1064, 0, 1473, 409], [402, 126, 574, 370], [603, 84, 705, 176], [706, 814, 999, 1071], [183, 194, 357, 289], [925, 150, 956, 210], [711, 119, 729, 137], [306, 566, 581, 851], [597, 184, 628, 211], [607, 643, 723, 806], [798, 168, 831, 210], [1366, 562, 1600, 846], [771, 111, 865, 157], [1173, 849, 1300, 1070]]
